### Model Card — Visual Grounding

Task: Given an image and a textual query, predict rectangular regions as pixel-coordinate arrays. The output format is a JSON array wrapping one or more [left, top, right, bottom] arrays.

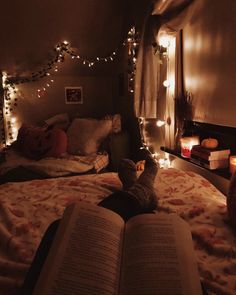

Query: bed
[[0, 113, 141, 184], [0, 167, 235, 295]]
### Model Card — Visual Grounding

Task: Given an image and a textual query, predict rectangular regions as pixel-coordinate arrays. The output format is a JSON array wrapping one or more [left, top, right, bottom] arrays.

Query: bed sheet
[[155, 169, 236, 295], [0, 168, 235, 294], [0, 149, 109, 178]]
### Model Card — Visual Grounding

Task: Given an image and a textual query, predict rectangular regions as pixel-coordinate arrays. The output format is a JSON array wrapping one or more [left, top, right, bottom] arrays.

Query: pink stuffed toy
[[16, 124, 67, 160]]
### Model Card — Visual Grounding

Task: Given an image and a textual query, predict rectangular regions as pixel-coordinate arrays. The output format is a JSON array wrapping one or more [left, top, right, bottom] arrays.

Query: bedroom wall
[[0, 0, 153, 145], [183, 0, 236, 127], [0, 1, 140, 127]]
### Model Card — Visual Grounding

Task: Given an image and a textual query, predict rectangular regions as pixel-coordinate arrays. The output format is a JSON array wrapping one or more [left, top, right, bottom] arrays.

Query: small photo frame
[[65, 87, 83, 104]]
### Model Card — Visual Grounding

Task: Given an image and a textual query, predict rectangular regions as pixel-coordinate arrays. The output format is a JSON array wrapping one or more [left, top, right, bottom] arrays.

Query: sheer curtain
[[134, 0, 196, 118]]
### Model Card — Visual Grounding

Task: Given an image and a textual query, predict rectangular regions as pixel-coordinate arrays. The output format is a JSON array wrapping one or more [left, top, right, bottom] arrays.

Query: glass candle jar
[[180, 136, 200, 158]]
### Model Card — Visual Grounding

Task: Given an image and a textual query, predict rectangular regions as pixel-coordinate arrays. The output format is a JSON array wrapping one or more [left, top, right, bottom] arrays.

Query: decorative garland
[[0, 85, 5, 147], [127, 26, 139, 93], [4, 40, 119, 98]]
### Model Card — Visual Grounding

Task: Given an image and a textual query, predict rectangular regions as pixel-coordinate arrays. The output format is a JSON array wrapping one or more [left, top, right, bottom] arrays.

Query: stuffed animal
[[16, 124, 67, 160]]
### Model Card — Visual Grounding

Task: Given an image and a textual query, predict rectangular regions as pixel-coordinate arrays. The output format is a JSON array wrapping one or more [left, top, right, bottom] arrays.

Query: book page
[[120, 213, 202, 295], [33, 202, 124, 295]]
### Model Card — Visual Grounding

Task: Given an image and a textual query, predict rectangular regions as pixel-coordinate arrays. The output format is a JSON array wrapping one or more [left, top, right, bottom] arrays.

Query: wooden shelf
[[160, 146, 231, 180]]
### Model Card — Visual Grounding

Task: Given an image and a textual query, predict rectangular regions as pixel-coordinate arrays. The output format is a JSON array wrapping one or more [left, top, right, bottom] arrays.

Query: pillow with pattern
[[16, 124, 67, 160]]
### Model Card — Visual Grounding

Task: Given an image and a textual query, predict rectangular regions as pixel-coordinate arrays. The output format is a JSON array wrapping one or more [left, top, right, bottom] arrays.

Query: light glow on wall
[[159, 35, 171, 48]]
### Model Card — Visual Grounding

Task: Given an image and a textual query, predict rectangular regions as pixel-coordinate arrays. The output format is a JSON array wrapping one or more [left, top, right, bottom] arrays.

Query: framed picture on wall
[[65, 87, 83, 104]]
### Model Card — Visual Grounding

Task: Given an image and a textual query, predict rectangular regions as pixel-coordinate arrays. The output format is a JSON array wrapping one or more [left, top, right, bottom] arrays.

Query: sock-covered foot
[[127, 153, 158, 212], [143, 152, 158, 178], [118, 159, 137, 190]]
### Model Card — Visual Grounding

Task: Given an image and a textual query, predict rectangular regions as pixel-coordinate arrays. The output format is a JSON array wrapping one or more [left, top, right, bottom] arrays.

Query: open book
[[33, 202, 203, 295]]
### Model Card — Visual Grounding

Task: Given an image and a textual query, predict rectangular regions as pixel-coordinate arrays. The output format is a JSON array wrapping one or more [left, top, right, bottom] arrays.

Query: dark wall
[[0, 0, 128, 71]]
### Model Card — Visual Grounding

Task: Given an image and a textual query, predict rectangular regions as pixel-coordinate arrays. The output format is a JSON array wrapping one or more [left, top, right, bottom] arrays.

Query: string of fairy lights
[[138, 33, 174, 168], [126, 26, 139, 93], [139, 115, 171, 168], [1, 26, 140, 145]]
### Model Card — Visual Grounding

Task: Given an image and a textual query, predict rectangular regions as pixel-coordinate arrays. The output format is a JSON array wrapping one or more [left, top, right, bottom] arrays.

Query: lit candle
[[180, 136, 200, 158], [230, 156, 236, 174]]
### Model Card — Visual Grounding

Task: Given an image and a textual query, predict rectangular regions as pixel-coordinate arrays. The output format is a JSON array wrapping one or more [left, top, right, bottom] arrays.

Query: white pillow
[[67, 118, 113, 155], [104, 114, 121, 133]]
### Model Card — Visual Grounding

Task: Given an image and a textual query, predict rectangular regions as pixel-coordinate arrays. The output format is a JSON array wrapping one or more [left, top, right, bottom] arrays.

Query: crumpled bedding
[[0, 168, 235, 295], [0, 149, 109, 177]]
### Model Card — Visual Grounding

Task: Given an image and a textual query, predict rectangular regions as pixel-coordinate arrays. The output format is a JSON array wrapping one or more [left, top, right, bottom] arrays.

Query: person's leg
[[98, 191, 140, 222], [20, 219, 61, 294], [118, 158, 137, 190], [126, 152, 158, 213], [135, 151, 158, 188], [99, 153, 158, 221]]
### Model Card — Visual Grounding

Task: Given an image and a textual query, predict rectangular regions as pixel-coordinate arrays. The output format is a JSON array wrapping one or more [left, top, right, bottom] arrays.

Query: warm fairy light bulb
[[63, 40, 69, 45], [159, 35, 171, 48], [8, 87, 15, 94], [139, 117, 144, 124], [2, 72, 7, 87], [163, 80, 170, 87], [12, 127, 17, 133], [11, 117, 16, 123], [156, 120, 165, 127], [158, 157, 171, 169]]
